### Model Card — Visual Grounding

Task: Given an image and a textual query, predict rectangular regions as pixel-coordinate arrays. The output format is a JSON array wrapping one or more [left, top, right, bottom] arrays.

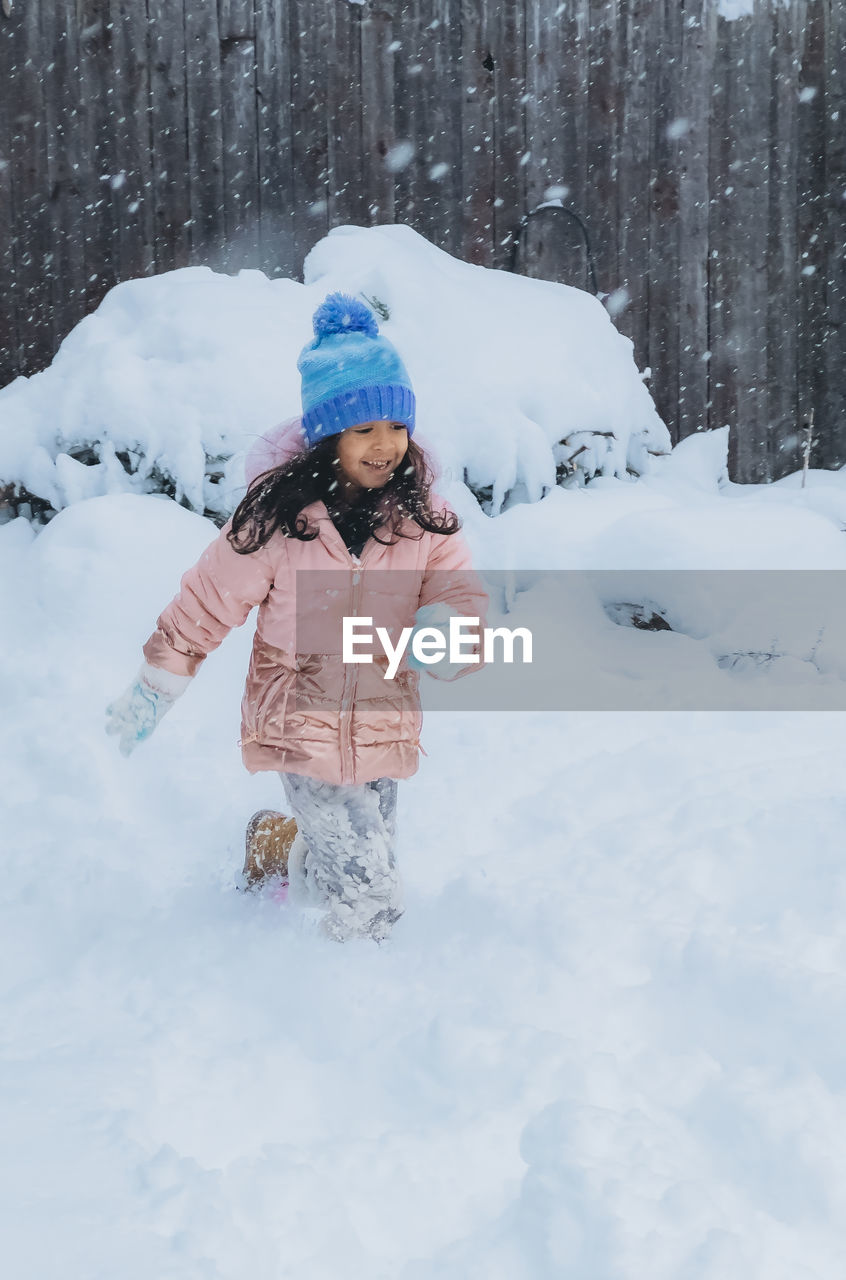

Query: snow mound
[[0, 267, 311, 521], [0, 226, 669, 525], [306, 224, 671, 509]]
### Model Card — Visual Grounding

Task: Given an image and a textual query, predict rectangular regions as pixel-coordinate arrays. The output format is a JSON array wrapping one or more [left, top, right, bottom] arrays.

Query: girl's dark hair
[[228, 435, 460, 555]]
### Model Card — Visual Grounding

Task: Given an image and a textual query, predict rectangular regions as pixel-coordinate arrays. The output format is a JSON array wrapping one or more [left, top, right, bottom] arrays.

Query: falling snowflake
[[385, 141, 415, 173]]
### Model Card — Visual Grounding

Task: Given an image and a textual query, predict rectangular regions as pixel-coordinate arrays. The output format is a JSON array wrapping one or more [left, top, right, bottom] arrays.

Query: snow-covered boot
[[242, 810, 298, 890]]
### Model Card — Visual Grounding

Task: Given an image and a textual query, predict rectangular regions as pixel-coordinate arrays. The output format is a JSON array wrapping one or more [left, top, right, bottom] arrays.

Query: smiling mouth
[[362, 460, 393, 471]]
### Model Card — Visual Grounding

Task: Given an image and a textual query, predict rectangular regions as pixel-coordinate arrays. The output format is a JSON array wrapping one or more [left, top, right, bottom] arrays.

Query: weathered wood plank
[[220, 38, 261, 269], [767, 0, 804, 474], [289, 0, 330, 276], [219, 0, 256, 40], [490, 0, 527, 267], [108, 0, 155, 283], [732, 4, 771, 482], [552, 0, 591, 290], [35, 0, 63, 358], [361, 0, 397, 225], [708, 14, 734, 449], [796, 0, 827, 466], [459, 0, 495, 264], [148, 0, 192, 273], [10, 0, 55, 371], [587, 0, 621, 302], [0, 5, 18, 382], [77, 2, 117, 313], [255, 0, 295, 277], [822, 0, 846, 466], [42, 1, 87, 349], [615, 0, 653, 366], [388, 1, 418, 224], [647, 0, 681, 442], [327, 0, 366, 228], [405, 0, 463, 257], [709, 5, 773, 480], [676, 0, 712, 438], [184, 0, 225, 266], [523, 0, 568, 284]]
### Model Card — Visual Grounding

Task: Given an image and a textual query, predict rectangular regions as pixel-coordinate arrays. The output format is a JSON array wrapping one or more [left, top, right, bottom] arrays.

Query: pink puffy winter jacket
[[143, 425, 485, 785]]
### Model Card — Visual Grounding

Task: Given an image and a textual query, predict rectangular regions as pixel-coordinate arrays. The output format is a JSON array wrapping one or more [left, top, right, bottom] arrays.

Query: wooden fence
[[1, 0, 844, 481]]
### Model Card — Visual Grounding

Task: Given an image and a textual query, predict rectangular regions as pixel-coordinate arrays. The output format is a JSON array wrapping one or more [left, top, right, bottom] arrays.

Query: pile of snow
[[304, 225, 670, 505], [0, 269, 311, 521], [0, 224, 669, 524]]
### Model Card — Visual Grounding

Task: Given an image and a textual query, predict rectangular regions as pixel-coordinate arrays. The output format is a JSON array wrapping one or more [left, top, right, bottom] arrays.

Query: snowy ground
[[5, 453, 846, 1278], [4, 236, 846, 1277]]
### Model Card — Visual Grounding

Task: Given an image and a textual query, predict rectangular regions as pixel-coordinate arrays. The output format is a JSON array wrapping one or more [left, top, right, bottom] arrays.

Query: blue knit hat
[[298, 293, 416, 448]]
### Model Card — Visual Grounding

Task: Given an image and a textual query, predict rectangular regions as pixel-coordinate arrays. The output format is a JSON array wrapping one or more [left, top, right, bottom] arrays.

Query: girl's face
[[335, 419, 409, 493]]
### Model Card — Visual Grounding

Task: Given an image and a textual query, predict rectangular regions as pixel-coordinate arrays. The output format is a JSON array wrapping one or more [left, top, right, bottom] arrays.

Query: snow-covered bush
[[0, 224, 670, 526]]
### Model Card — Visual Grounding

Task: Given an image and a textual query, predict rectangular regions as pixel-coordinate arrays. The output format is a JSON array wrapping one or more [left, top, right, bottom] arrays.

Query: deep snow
[[5, 472, 846, 1277], [4, 233, 846, 1278]]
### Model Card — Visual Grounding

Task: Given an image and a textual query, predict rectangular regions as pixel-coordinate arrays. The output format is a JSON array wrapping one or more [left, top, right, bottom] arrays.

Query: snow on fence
[[0, 0, 843, 482]]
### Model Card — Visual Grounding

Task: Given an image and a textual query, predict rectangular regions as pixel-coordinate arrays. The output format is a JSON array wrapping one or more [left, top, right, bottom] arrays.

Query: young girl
[[106, 293, 485, 942]]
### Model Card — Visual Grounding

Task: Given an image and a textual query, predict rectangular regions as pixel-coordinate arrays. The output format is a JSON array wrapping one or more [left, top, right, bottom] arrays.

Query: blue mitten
[[106, 663, 192, 756]]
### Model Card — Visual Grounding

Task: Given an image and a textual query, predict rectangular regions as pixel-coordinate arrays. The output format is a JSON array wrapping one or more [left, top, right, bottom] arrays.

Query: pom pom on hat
[[312, 292, 379, 342]]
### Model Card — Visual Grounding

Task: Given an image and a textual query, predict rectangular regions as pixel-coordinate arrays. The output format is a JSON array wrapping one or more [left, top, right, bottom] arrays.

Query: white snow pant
[[279, 773, 402, 941]]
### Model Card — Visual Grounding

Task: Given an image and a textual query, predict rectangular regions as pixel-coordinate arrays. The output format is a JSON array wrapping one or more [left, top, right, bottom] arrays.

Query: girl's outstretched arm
[[107, 519, 279, 752], [143, 521, 278, 676], [107, 523, 278, 755]]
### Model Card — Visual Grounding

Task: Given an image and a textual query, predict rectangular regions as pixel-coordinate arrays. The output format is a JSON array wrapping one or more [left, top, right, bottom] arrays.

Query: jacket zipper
[[317, 513, 378, 786], [338, 552, 362, 784]]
